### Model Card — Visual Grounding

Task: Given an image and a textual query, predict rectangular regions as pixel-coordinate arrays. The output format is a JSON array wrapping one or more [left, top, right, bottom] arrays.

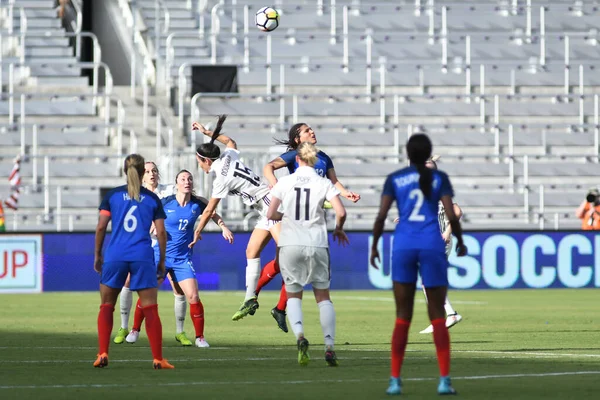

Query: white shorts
[[253, 194, 280, 231], [278, 246, 330, 293]]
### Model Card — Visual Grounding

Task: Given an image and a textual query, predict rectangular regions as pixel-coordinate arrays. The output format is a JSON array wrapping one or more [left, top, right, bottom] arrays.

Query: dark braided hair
[[274, 122, 307, 151], [195, 115, 228, 160], [406, 134, 433, 198]]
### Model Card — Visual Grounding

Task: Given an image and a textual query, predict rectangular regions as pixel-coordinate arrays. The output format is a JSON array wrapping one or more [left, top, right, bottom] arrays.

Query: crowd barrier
[[0, 231, 598, 293]]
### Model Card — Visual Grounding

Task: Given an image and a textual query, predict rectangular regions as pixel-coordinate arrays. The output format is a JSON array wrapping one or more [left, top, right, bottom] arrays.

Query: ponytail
[[197, 114, 228, 159], [123, 154, 145, 201], [415, 163, 433, 198], [274, 122, 306, 150], [406, 133, 433, 198]]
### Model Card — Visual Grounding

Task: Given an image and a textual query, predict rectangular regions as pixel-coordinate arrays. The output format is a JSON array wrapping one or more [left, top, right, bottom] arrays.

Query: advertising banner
[[0, 234, 43, 293], [3, 231, 599, 292]]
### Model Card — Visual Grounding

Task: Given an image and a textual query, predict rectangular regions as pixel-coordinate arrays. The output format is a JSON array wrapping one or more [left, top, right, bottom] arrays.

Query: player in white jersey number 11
[[267, 142, 349, 367]]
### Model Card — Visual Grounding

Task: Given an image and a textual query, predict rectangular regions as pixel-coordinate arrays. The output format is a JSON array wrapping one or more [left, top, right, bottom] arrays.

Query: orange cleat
[[93, 353, 109, 368], [153, 359, 175, 370]]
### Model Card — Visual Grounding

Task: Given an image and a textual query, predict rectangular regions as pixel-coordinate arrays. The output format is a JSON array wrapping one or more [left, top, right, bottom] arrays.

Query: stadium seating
[[2, 0, 599, 231]]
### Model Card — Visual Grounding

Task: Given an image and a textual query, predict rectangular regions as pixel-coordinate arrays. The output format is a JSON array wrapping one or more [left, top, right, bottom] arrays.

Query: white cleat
[[446, 313, 463, 329], [195, 337, 210, 348], [419, 324, 434, 334], [125, 329, 139, 343]]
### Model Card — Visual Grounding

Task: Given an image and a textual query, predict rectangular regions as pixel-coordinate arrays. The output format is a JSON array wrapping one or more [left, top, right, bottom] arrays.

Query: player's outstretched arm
[[266, 196, 283, 221], [326, 168, 360, 203], [370, 195, 394, 268], [441, 196, 467, 257], [94, 213, 110, 273], [197, 195, 234, 243], [189, 197, 222, 248], [263, 157, 286, 188], [191, 120, 237, 149], [154, 218, 167, 279], [329, 195, 349, 246], [442, 203, 463, 242]]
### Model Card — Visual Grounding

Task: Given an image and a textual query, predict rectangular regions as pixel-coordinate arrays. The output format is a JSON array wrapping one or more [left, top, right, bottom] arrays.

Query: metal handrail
[[68, 0, 83, 58], [118, 0, 157, 92], [0, 31, 103, 94], [154, 0, 170, 87]]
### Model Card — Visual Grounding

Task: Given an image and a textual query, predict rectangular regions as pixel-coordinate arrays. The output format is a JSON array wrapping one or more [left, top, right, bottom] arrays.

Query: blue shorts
[[391, 249, 449, 288], [101, 261, 158, 291], [163, 257, 196, 283]]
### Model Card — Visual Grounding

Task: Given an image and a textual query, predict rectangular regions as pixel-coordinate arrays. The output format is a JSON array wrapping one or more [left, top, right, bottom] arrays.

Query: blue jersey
[[280, 150, 334, 178], [99, 185, 165, 263], [161, 195, 207, 259], [382, 166, 454, 251]]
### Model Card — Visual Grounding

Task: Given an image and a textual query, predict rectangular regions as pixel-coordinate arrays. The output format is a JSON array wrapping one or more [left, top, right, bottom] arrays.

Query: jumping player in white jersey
[[189, 115, 281, 320], [419, 156, 464, 334], [267, 142, 349, 367]]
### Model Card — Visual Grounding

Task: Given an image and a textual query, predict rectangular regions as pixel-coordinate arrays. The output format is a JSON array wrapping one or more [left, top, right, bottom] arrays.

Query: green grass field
[[1, 289, 599, 399]]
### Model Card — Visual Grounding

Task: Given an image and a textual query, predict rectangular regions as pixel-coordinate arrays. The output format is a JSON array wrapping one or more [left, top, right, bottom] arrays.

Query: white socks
[[444, 296, 456, 315], [119, 287, 133, 329], [174, 294, 187, 334], [245, 258, 261, 301], [318, 300, 336, 349], [286, 297, 304, 339], [423, 287, 457, 316]]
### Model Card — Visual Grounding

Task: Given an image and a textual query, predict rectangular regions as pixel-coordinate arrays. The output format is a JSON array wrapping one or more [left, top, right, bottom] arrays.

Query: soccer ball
[[255, 7, 279, 32]]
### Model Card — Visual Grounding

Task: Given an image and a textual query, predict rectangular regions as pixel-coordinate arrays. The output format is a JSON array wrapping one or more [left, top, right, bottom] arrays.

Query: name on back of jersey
[[394, 172, 440, 189], [122, 193, 147, 202]]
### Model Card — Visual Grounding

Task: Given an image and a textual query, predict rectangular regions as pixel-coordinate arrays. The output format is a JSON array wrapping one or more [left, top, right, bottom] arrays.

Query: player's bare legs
[[313, 288, 337, 366], [94, 284, 120, 367], [114, 274, 132, 344], [137, 286, 174, 369], [420, 285, 463, 334], [232, 229, 272, 320], [176, 277, 209, 348]]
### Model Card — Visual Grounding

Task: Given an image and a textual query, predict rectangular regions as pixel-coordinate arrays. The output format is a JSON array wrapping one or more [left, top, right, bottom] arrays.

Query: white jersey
[[210, 148, 270, 209], [271, 166, 340, 248], [148, 183, 175, 245]]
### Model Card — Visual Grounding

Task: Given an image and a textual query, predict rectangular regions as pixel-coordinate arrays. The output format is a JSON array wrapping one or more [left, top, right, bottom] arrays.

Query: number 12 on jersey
[[294, 187, 310, 220]]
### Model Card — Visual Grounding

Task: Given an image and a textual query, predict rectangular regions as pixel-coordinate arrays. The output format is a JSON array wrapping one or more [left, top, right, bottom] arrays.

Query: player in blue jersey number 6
[[370, 134, 467, 395], [93, 154, 173, 370]]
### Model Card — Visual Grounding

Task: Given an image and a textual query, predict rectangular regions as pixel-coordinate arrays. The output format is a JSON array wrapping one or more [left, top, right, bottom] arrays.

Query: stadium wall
[[1, 232, 599, 293]]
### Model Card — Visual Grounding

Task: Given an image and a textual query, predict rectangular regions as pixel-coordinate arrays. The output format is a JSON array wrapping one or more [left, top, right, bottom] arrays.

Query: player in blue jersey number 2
[[93, 154, 173, 370], [370, 134, 467, 395]]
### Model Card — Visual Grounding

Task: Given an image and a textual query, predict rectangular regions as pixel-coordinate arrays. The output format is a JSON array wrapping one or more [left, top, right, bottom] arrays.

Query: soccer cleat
[[195, 337, 210, 348], [175, 332, 193, 346], [419, 324, 434, 334], [323, 200, 333, 209], [231, 297, 259, 321], [325, 349, 339, 367], [297, 337, 310, 366], [437, 376, 457, 395], [113, 327, 128, 344], [271, 307, 289, 333], [153, 359, 175, 370], [446, 313, 463, 329], [93, 353, 108, 368], [125, 329, 139, 344], [386, 377, 402, 395]]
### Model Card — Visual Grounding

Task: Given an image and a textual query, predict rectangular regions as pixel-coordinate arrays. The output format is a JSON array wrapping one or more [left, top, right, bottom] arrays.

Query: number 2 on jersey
[[294, 187, 311, 220], [408, 189, 425, 221]]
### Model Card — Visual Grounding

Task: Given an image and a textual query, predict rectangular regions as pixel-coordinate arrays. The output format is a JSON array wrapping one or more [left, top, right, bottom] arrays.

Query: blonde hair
[[123, 154, 145, 201], [296, 142, 318, 167]]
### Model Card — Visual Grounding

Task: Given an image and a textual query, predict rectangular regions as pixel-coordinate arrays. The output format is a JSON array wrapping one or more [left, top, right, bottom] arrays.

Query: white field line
[[1, 371, 600, 390], [2, 346, 599, 359], [199, 292, 488, 305], [3, 350, 600, 364]]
